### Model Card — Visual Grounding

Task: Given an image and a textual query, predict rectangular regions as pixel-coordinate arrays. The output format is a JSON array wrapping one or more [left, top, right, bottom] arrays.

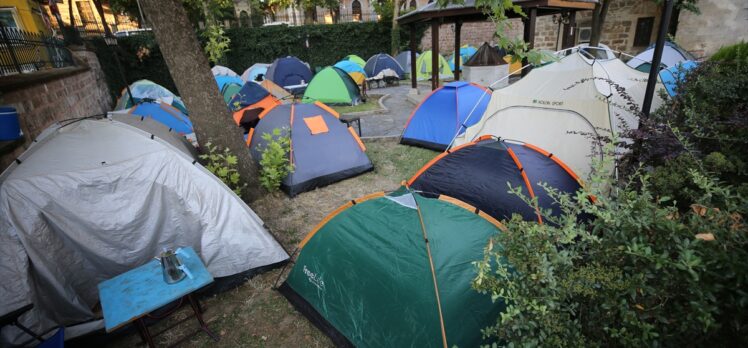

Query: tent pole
[[521, 7, 537, 77], [410, 25, 417, 89], [454, 20, 461, 81], [641, 0, 673, 118], [431, 20, 440, 90]]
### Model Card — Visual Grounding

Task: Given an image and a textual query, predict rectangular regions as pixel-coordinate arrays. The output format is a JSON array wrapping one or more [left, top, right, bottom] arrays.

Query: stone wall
[[675, 0, 748, 57], [0, 48, 112, 171], [418, 0, 669, 55]]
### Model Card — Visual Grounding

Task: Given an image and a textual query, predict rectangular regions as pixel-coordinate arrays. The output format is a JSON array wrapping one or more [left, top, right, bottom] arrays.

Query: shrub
[[199, 142, 247, 196], [473, 150, 748, 346], [636, 44, 748, 208], [258, 128, 294, 192]]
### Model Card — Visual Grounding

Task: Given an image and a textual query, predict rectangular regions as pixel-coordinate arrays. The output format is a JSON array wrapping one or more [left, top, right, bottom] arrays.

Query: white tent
[[211, 65, 240, 78], [0, 118, 288, 345], [627, 42, 695, 71], [241, 63, 270, 82], [452, 52, 666, 178]]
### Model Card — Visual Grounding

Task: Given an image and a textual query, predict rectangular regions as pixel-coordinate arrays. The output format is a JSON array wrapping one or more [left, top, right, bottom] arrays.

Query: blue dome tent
[[401, 81, 490, 150], [265, 56, 313, 89], [448, 45, 478, 71], [364, 53, 405, 79]]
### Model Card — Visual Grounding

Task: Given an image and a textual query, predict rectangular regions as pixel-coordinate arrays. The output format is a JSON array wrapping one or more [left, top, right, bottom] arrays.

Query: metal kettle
[[159, 249, 186, 284]]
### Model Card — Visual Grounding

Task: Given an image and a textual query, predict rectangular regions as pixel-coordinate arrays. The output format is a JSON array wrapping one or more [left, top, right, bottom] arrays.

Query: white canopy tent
[[452, 52, 666, 179], [0, 118, 288, 345]]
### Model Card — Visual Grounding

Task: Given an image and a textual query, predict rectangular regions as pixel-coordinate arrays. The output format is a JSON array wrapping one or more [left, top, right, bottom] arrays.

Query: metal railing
[[0, 24, 75, 77]]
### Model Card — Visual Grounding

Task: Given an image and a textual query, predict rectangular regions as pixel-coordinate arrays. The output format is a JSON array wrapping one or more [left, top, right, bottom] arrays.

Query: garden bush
[[474, 150, 748, 346], [258, 128, 294, 192], [199, 142, 247, 196], [640, 42, 748, 207]]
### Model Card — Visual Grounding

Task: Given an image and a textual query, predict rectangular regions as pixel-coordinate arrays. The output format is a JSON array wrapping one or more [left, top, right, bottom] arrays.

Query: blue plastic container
[[0, 106, 22, 140]]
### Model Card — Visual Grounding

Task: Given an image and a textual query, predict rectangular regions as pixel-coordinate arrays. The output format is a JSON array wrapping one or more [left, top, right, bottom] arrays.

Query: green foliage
[[258, 128, 294, 192], [89, 34, 178, 102], [221, 22, 421, 72], [711, 41, 748, 64], [473, 148, 748, 346], [199, 142, 247, 195], [644, 44, 748, 207], [203, 24, 231, 63]]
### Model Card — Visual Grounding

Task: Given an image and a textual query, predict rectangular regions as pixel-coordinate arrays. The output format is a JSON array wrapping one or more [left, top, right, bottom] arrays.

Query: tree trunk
[[589, 0, 610, 55], [391, 0, 400, 56], [138, 0, 260, 201]]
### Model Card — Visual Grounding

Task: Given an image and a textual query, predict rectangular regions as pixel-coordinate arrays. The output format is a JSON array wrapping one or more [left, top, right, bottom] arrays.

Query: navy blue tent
[[401, 81, 490, 151], [408, 137, 583, 223], [364, 53, 405, 79], [228, 82, 273, 111], [266, 56, 313, 89]]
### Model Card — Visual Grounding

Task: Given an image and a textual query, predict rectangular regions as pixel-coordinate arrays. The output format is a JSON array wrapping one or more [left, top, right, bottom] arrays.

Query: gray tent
[[0, 118, 289, 345], [395, 51, 418, 74], [248, 102, 373, 196]]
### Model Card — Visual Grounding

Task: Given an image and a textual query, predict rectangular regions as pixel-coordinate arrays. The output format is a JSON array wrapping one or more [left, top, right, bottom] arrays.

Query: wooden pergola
[[397, 0, 597, 90]]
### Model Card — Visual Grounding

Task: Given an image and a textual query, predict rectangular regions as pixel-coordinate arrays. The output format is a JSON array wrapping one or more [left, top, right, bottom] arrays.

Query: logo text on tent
[[303, 265, 326, 291], [533, 99, 564, 106]]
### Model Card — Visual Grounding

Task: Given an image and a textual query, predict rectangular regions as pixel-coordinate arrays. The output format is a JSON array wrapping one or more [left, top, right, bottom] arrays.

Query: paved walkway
[[358, 83, 430, 138]]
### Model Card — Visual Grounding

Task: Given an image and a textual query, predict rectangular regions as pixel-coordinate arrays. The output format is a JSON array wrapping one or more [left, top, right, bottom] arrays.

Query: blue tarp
[[364, 53, 405, 79], [659, 60, 698, 97], [401, 81, 490, 150], [127, 101, 193, 136]]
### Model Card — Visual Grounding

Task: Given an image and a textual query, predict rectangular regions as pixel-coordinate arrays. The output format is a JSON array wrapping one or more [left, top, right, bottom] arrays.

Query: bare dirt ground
[[105, 139, 437, 348]]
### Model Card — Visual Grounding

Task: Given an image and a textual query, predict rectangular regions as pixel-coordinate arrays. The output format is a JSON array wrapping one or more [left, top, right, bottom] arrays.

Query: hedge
[[92, 21, 425, 103]]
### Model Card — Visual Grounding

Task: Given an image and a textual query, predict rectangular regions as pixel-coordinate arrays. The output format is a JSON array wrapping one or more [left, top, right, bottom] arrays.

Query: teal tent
[[279, 187, 504, 347]]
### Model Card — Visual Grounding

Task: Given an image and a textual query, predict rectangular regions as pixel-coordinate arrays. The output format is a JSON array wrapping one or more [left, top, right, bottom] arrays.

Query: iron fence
[[0, 25, 75, 76]]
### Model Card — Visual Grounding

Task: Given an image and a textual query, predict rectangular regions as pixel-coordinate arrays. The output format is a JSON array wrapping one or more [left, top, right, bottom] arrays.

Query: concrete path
[[358, 83, 430, 138]]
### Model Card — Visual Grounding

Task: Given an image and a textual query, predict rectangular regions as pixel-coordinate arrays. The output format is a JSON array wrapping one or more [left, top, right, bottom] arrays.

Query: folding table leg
[[135, 318, 156, 348], [187, 294, 219, 342]]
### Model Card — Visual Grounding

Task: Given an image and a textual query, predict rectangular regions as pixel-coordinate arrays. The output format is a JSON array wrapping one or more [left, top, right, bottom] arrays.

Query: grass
[[331, 95, 383, 114], [105, 139, 437, 348]]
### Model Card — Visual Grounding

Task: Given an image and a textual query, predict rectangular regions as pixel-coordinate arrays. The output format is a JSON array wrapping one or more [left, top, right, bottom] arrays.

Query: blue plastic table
[[98, 247, 218, 347]]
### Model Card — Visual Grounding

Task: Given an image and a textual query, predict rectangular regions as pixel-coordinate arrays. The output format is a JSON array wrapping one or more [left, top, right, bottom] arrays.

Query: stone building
[[419, 0, 747, 58]]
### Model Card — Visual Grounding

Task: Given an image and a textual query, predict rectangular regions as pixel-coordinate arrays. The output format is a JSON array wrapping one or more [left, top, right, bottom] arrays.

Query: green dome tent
[[343, 54, 366, 68], [416, 50, 453, 80], [279, 187, 505, 347], [303, 66, 362, 105]]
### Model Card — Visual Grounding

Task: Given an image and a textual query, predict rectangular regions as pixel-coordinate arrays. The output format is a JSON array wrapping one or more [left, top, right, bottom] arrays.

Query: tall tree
[[391, 0, 400, 56], [138, 0, 259, 200]]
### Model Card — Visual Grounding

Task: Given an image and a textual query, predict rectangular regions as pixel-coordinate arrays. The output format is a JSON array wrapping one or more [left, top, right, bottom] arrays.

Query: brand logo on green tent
[[303, 265, 326, 291]]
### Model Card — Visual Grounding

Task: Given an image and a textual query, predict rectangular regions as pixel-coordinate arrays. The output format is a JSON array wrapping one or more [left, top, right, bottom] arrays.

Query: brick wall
[[417, 0, 669, 55], [0, 48, 112, 171]]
